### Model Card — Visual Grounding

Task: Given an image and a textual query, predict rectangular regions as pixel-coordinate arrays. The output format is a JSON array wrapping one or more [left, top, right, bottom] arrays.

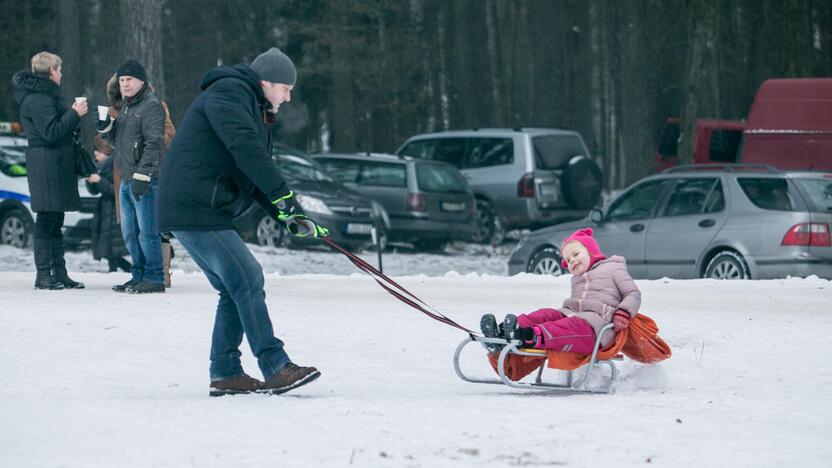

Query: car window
[[357, 161, 407, 188], [316, 158, 360, 184], [793, 178, 832, 213], [416, 164, 467, 193], [432, 139, 468, 167], [606, 179, 671, 222], [0, 145, 27, 177], [398, 140, 436, 159], [533, 135, 587, 169], [277, 155, 334, 183], [737, 178, 795, 211], [466, 138, 513, 168], [703, 180, 725, 213], [662, 178, 721, 217]]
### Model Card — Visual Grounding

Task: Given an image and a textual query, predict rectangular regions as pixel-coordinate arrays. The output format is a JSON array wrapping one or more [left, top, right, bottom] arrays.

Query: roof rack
[[661, 163, 779, 174]]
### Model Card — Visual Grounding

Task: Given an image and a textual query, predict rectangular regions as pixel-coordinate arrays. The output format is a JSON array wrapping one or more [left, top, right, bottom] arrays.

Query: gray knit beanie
[[250, 47, 297, 86]]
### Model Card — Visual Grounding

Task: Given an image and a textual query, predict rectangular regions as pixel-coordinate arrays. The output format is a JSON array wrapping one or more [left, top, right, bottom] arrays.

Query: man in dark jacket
[[97, 60, 166, 294], [157, 48, 327, 396], [13, 51, 87, 290]]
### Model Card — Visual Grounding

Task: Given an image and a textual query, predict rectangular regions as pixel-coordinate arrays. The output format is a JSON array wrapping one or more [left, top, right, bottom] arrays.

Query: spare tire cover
[[561, 156, 602, 209]]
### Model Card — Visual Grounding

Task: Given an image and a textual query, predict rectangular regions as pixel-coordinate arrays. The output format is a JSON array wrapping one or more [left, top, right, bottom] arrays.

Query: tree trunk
[[122, 0, 165, 99]]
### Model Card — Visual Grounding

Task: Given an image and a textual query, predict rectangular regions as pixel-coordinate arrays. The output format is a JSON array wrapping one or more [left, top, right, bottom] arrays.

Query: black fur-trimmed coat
[[12, 70, 82, 213]]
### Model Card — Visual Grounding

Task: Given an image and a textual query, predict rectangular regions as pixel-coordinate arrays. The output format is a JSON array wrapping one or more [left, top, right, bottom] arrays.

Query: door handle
[[698, 219, 716, 228], [630, 223, 645, 233]]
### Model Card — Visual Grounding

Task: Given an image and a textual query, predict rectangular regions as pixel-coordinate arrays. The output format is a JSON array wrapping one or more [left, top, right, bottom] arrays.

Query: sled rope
[[322, 236, 477, 335]]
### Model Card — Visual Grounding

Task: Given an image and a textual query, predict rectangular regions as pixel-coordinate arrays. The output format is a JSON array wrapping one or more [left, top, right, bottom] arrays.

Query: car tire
[[527, 247, 565, 276], [0, 208, 34, 248], [561, 156, 603, 209], [472, 199, 497, 244], [704, 251, 750, 280], [255, 214, 286, 248]]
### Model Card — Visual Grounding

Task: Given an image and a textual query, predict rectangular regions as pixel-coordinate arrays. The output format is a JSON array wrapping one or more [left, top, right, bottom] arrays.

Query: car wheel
[[0, 208, 34, 248], [255, 215, 285, 247], [527, 247, 565, 276], [471, 199, 496, 244], [704, 251, 750, 280]]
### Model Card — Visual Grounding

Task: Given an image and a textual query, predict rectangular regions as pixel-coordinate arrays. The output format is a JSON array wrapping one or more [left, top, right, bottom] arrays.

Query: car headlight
[[295, 194, 333, 215]]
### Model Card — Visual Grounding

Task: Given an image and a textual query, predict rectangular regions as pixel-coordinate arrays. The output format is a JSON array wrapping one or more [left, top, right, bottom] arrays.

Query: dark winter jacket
[[157, 64, 289, 232], [12, 70, 81, 212], [86, 156, 127, 260], [99, 83, 165, 180]]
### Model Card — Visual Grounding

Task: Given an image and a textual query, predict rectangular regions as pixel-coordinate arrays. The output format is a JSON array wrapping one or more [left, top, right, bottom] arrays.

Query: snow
[[1, 242, 831, 467]]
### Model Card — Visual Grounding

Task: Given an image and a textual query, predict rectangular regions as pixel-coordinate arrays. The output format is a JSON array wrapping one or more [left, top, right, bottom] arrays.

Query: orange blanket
[[488, 313, 671, 381]]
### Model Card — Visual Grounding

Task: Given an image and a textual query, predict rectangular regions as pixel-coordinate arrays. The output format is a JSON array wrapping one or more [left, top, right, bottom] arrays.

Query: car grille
[[330, 206, 373, 218]]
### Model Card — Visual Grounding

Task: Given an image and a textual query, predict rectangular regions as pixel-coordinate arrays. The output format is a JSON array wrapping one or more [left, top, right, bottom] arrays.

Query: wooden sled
[[453, 323, 622, 394]]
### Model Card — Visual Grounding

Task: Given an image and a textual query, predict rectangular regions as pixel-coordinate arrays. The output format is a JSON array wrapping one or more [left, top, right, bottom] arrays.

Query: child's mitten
[[514, 326, 535, 345], [613, 310, 631, 332]]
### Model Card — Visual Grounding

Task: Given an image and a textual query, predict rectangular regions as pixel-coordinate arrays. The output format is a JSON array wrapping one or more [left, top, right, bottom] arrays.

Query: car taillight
[[407, 192, 426, 212], [781, 223, 831, 247], [517, 173, 535, 198]]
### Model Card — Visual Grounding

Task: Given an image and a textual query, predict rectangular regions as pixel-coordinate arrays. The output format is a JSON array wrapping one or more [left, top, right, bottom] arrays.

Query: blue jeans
[[171, 229, 290, 381], [119, 179, 163, 284]]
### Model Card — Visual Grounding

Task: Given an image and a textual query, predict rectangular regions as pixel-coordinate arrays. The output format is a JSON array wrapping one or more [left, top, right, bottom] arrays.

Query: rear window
[[533, 135, 587, 169], [737, 178, 796, 211], [357, 161, 406, 188], [416, 164, 467, 193], [316, 158, 361, 184], [793, 178, 832, 213]]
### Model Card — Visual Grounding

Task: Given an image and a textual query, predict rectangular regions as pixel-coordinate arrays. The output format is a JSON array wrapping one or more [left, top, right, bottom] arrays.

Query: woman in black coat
[[86, 150, 130, 272], [12, 51, 88, 289]]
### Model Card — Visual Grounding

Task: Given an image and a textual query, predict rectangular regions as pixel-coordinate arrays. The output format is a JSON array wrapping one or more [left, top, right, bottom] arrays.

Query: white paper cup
[[75, 97, 87, 104], [97, 106, 109, 121]]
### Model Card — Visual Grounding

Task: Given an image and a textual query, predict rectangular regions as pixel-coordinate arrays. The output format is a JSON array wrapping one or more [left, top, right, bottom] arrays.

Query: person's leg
[[132, 181, 163, 285], [172, 230, 290, 380], [533, 317, 597, 354], [518, 308, 566, 327], [118, 180, 144, 284], [33, 212, 62, 290], [50, 213, 83, 289]]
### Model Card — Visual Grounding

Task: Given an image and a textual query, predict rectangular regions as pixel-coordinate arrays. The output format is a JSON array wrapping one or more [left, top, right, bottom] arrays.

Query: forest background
[[2, 0, 830, 189]]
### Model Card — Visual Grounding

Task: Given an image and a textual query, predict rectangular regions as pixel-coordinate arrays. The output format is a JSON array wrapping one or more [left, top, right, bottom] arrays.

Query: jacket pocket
[[210, 176, 239, 209], [132, 139, 145, 164]]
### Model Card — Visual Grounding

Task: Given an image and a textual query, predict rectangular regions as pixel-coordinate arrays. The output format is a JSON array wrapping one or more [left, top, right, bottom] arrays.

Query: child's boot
[[480, 313, 504, 354], [502, 314, 518, 340]]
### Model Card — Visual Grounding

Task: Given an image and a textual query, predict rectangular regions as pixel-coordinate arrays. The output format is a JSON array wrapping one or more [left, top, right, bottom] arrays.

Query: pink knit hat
[[560, 227, 606, 270]]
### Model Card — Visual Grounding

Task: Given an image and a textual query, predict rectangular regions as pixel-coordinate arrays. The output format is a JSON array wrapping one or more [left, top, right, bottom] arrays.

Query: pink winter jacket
[[561, 255, 641, 348]]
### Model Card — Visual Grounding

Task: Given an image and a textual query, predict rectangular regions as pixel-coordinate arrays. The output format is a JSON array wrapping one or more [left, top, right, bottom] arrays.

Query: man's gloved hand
[[272, 191, 305, 221], [286, 217, 329, 238], [613, 310, 631, 332], [96, 114, 112, 132], [131, 173, 150, 200]]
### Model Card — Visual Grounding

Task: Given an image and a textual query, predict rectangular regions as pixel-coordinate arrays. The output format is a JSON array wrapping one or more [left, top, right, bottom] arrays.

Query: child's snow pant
[[518, 308, 597, 354]]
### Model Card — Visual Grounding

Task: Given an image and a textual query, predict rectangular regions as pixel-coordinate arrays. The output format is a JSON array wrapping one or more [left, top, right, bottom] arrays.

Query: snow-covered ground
[[1, 243, 831, 467]]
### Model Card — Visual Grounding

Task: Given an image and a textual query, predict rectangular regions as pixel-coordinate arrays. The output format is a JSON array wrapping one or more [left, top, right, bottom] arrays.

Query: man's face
[[562, 240, 591, 275], [119, 76, 145, 98], [260, 81, 293, 113]]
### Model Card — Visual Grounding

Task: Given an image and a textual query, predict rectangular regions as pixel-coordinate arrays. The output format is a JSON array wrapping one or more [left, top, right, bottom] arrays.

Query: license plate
[[539, 185, 555, 196], [345, 223, 373, 235], [441, 201, 465, 212]]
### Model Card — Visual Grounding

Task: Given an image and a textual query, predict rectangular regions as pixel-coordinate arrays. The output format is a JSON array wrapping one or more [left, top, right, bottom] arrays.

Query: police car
[[0, 122, 97, 248]]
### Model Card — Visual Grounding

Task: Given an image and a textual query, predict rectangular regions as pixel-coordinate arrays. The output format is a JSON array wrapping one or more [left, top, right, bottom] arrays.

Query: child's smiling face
[[562, 240, 591, 275]]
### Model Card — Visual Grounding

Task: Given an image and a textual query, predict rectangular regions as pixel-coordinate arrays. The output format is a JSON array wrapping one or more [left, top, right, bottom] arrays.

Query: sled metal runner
[[453, 323, 621, 394]]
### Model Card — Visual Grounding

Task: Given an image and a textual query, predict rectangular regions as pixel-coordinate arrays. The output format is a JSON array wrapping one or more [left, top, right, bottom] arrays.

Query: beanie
[[116, 60, 147, 82], [250, 47, 297, 86], [560, 228, 606, 270]]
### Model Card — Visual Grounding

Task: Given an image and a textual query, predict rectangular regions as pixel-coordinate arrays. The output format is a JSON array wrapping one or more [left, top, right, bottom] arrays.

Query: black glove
[[96, 114, 112, 132], [131, 175, 150, 200], [272, 191, 305, 221], [514, 327, 535, 344]]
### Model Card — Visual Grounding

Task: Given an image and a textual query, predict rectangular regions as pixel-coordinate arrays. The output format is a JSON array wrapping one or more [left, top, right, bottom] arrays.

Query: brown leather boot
[[258, 362, 320, 395], [209, 373, 264, 397], [161, 242, 172, 288]]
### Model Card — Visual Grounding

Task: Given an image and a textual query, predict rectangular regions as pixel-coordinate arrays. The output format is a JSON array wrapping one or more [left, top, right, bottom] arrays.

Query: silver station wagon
[[508, 165, 832, 279]]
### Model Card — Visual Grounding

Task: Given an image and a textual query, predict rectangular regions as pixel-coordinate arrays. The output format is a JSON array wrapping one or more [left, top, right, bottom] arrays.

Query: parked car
[[396, 128, 602, 244], [508, 164, 832, 280], [233, 145, 383, 251], [311, 152, 476, 251], [0, 125, 97, 249]]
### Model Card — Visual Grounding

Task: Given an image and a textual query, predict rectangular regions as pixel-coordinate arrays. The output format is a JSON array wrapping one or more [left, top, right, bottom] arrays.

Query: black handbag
[[72, 129, 97, 177]]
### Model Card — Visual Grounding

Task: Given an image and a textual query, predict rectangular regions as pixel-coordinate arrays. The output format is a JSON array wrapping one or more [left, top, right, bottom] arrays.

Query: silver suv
[[508, 165, 832, 279], [396, 128, 602, 243]]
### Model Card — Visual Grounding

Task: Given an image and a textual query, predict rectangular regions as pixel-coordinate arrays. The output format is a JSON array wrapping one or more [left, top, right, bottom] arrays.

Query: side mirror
[[590, 209, 603, 224]]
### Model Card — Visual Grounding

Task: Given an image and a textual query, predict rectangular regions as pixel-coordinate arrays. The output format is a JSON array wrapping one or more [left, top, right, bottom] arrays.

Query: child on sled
[[481, 227, 641, 354]]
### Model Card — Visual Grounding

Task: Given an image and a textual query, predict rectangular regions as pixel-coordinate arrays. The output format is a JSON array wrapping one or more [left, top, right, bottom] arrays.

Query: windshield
[[416, 163, 467, 193], [277, 155, 335, 183], [0, 145, 27, 177]]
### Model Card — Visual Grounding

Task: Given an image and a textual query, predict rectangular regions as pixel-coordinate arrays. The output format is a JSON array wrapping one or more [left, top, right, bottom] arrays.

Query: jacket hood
[[200, 64, 268, 108], [12, 70, 61, 104]]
